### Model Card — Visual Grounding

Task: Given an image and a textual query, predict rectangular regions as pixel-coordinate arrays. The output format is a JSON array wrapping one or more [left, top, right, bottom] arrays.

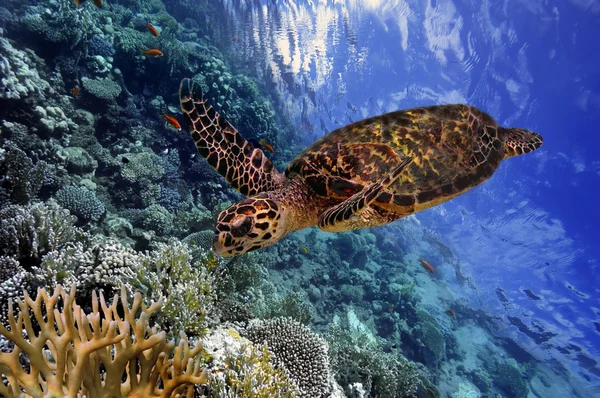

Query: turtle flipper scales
[[318, 156, 414, 232], [179, 78, 282, 196]]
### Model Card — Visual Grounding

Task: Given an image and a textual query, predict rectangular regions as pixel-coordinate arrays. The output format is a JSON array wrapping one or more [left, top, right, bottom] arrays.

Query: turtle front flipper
[[318, 157, 414, 232], [179, 78, 283, 196]]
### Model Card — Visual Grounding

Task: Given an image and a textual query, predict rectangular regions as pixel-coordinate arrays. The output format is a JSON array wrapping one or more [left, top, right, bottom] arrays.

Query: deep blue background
[[219, 0, 600, 390]]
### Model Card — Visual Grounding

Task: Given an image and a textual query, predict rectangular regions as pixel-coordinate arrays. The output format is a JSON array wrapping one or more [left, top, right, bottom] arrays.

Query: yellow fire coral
[[0, 285, 207, 398]]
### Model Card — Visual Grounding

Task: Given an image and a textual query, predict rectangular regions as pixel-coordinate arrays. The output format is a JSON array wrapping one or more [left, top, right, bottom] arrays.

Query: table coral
[[82, 76, 122, 101], [0, 285, 207, 397]]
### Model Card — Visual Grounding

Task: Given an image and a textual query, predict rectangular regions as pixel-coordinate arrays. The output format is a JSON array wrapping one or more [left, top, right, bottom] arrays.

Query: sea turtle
[[179, 78, 543, 256]]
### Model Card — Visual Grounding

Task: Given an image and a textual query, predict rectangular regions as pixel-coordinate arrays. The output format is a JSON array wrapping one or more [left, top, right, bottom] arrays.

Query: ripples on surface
[[218, 0, 599, 392]]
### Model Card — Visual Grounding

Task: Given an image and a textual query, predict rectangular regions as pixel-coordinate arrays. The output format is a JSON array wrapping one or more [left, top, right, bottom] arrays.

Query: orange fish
[[142, 49, 163, 57], [72, 87, 79, 97], [162, 114, 181, 130], [93, 0, 102, 8], [74, 0, 82, 6], [419, 259, 435, 274], [259, 139, 274, 153], [446, 309, 456, 317], [147, 24, 159, 38]]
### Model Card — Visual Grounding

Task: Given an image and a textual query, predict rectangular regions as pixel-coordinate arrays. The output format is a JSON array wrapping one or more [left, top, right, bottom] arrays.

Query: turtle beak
[[213, 233, 228, 256], [212, 233, 231, 256]]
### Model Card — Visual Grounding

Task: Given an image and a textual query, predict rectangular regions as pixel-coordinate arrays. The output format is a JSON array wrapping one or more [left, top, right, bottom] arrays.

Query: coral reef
[[0, 0, 551, 395], [0, 141, 57, 205], [210, 343, 301, 397], [0, 284, 206, 397], [326, 325, 430, 398], [0, 201, 88, 266], [0, 256, 27, 325], [82, 76, 122, 101], [0, 37, 49, 100], [55, 185, 106, 222], [247, 317, 332, 398]]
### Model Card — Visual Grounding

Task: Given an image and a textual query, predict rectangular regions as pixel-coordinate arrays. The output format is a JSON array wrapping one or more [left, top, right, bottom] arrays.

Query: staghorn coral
[[0, 284, 207, 398], [20, 2, 93, 48], [247, 317, 331, 398]]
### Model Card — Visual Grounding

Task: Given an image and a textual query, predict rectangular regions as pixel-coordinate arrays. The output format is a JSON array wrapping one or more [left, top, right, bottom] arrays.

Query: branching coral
[[0, 284, 207, 398], [0, 141, 56, 205], [55, 186, 106, 222], [136, 240, 217, 337], [0, 256, 28, 325], [210, 344, 300, 397], [326, 325, 431, 398], [0, 201, 88, 265]]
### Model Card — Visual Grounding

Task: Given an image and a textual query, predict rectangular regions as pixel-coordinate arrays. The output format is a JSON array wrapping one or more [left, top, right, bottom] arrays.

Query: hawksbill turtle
[[179, 79, 543, 256]]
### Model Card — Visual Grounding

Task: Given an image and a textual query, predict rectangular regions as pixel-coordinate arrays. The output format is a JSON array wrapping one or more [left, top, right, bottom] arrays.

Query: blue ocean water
[[0, 0, 598, 396], [219, 0, 600, 393]]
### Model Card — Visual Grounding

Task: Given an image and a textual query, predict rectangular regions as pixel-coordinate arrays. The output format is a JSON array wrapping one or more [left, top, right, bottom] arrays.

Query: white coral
[[453, 382, 481, 398], [0, 37, 49, 100]]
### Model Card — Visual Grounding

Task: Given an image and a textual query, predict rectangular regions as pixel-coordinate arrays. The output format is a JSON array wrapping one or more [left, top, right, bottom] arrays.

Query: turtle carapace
[[179, 78, 543, 256]]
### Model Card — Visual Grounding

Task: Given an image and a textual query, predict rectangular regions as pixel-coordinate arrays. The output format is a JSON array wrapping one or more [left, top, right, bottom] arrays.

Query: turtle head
[[213, 194, 287, 256], [503, 128, 543, 158]]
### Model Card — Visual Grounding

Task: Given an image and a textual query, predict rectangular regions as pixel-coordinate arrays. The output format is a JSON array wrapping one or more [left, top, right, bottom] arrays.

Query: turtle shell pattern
[[286, 104, 506, 216]]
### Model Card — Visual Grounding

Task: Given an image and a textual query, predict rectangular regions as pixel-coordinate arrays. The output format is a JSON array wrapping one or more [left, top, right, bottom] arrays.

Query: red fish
[[446, 309, 456, 317], [259, 139, 274, 153], [93, 0, 102, 8], [147, 24, 159, 38], [419, 259, 435, 274], [142, 49, 163, 57], [72, 87, 79, 97], [162, 114, 181, 130]]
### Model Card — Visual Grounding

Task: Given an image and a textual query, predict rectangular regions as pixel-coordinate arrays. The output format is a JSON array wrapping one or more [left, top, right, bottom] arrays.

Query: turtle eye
[[231, 216, 253, 238]]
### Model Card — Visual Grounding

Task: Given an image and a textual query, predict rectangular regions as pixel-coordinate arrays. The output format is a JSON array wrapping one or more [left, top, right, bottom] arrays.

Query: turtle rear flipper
[[318, 157, 413, 232], [179, 78, 283, 196]]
